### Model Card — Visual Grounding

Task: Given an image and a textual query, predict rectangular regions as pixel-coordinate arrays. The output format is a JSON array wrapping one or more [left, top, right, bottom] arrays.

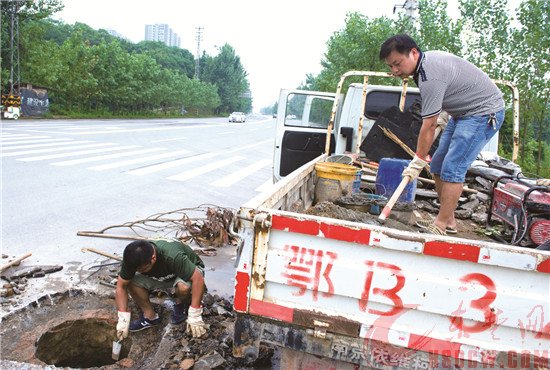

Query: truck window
[[364, 91, 421, 119], [285, 93, 333, 128]]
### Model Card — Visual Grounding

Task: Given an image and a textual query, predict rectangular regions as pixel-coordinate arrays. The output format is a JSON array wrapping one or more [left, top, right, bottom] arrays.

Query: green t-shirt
[[119, 239, 204, 282]]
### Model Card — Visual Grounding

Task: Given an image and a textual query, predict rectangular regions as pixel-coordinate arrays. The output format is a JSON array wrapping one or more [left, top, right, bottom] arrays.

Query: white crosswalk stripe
[[19, 145, 137, 161], [0, 134, 33, 138], [51, 147, 159, 166], [1, 131, 273, 189], [0, 141, 96, 154], [2, 123, 74, 128], [127, 152, 218, 176], [88, 149, 190, 170], [167, 156, 245, 182], [1, 138, 72, 145], [211, 159, 271, 187], [1, 135, 51, 142], [152, 137, 187, 143]]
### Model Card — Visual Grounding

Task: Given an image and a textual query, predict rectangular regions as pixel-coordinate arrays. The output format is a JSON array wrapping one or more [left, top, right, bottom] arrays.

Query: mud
[[305, 199, 495, 242]]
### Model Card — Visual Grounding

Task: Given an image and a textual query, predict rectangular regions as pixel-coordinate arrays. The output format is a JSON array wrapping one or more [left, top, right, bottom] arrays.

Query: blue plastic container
[[375, 158, 417, 203], [365, 193, 387, 215], [352, 171, 362, 194]]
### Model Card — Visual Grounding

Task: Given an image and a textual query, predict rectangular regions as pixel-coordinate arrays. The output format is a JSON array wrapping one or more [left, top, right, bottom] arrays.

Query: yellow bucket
[[314, 162, 359, 203]]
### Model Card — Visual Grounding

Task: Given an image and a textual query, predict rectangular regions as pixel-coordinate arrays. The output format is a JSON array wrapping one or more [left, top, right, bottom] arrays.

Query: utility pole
[[1, 0, 23, 119], [4, 0, 21, 95], [393, 0, 419, 22], [194, 27, 203, 79]]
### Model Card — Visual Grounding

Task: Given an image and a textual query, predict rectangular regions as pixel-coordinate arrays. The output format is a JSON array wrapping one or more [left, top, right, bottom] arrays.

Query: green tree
[[459, 0, 512, 79], [510, 0, 550, 175], [52, 30, 98, 111], [200, 43, 251, 113], [1, 0, 64, 93], [132, 41, 195, 78], [417, 0, 463, 55], [314, 13, 397, 92]]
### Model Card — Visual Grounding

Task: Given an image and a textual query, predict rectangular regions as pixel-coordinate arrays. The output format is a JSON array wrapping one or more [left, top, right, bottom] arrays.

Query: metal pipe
[[492, 79, 520, 163]]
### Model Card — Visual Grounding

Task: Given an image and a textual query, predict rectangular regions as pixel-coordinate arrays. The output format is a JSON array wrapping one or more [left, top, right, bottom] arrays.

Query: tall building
[[144, 24, 181, 48], [105, 29, 127, 40]]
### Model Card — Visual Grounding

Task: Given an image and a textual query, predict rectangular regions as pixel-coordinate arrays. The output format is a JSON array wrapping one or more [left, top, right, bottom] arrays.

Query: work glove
[[402, 154, 429, 180], [116, 311, 131, 341], [536, 178, 550, 187], [437, 111, 450, 132], [187, 306, 207, 338]]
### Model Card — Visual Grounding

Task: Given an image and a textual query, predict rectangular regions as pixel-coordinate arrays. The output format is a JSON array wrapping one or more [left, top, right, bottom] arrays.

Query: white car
[[229, 112, 246, 122], [3, 106, 20, 120]]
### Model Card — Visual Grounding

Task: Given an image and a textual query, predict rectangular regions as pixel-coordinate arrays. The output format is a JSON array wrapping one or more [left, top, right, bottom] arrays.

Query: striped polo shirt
[[413, 51, 504, 118]]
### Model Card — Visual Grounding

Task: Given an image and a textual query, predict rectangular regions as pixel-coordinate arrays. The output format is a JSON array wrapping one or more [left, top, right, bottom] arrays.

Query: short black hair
[[123, 240, 154, 269], [379, 34, 420, 60]]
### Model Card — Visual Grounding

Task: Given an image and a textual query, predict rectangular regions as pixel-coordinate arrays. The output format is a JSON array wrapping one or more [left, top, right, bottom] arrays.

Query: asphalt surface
[[1, 115, 275, 310]]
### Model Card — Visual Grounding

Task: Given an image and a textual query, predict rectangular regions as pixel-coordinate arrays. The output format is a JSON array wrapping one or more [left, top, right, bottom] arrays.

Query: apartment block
[[144, 24, 181, 47]]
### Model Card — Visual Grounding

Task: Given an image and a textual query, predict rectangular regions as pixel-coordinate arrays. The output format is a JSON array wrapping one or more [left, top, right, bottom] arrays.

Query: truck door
[[273, 90, 336, 181]]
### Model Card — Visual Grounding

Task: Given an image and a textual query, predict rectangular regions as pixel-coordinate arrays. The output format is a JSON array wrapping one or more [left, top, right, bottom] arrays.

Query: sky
[[53, 0, 521, 112]]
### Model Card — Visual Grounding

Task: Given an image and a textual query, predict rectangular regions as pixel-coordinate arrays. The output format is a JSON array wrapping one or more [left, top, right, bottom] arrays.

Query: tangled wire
[[78, 204, 237, 252]]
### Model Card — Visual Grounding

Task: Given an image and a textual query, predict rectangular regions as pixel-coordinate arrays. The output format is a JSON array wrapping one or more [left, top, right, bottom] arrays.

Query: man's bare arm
[[416, 115, 439, 158], [189, 268, 205, 308], [115, 276, 131, 312]]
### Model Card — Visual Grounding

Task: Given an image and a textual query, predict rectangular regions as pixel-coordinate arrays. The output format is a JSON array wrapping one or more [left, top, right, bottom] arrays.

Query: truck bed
[[233, 154, 550, 369]]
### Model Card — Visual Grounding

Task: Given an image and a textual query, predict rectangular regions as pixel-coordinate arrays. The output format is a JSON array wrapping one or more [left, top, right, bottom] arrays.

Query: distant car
[[229, 112, 246, 122], [286, 114, 297, 120]]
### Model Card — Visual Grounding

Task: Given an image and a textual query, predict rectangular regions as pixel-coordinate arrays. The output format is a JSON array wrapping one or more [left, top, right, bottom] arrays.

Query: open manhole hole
[[35, 318, 132, 368], [0, 289, 164, 369]]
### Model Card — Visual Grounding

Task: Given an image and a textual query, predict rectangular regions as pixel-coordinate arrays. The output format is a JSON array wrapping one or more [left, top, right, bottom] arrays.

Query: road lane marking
[[88, 149, 191, 170], [152, 137, 187, 143], [1, 138, 71, 145], [19, 145, 134, 161], [51, 147, 158, 166], [0, 134, 33, 138], [1, 135, 51, 142], [126, 152, 217, 175], [167, 156, 245, 182], [151, 137, 187, 143], [211, 159, 271, 187], [0, 140, 98, 158]]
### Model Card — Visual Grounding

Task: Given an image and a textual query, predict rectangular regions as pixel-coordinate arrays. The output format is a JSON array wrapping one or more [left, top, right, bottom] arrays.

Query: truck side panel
[[234, 156, 550, 367]]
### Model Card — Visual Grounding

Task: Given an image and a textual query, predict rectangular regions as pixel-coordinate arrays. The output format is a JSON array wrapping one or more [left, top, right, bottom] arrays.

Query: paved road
[[1, 115, 275, 307]]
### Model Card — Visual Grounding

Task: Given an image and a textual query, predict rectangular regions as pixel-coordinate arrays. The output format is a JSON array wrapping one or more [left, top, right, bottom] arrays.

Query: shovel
[[112, 340, 122, 361], [378, 126, 442, 223]]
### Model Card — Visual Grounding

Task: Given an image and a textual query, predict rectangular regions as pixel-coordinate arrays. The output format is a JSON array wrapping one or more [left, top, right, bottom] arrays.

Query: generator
[[487, 175, 550, 246]]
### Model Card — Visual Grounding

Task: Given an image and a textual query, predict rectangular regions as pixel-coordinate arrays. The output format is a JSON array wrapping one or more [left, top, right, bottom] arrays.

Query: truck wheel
[[13, 114, 19, 120]]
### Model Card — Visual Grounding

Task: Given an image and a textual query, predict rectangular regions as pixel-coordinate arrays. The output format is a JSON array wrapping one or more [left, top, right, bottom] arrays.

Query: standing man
[[379, 34, 505, 235], [115, 239, 208, 340]]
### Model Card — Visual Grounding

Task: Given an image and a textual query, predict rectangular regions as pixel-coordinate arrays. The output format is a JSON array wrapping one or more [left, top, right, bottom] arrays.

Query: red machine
[[488, 176, 550, 246]]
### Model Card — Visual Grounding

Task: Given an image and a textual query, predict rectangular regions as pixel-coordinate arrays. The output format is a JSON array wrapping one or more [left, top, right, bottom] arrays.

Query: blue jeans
[[430, 109, 504, 183]]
